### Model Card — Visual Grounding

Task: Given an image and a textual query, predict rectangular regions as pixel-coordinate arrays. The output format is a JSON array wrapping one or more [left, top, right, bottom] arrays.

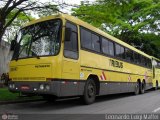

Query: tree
[[0, 0, 58, 43], [72, 0, 160, 57], [3, 10, 34, 42]]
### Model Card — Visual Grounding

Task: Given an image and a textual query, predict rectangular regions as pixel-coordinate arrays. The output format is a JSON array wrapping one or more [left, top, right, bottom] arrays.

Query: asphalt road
[[1, 89, 160, 120]]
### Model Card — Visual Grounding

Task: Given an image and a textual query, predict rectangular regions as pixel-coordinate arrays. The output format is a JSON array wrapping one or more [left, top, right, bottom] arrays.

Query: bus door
[[61, 21, 80, 96]]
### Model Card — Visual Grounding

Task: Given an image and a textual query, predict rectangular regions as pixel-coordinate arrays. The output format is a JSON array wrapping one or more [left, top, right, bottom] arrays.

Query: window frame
[[64, 21, 79, 60], [101, 37, 115, 57], [80, 26, 101, 53], [79, 26, 151, 69], [115, 43, 125, 59]]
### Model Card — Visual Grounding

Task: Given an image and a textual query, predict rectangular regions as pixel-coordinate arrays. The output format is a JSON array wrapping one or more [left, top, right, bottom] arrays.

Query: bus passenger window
[[64, 22, 78, 59], [125, 48, 134, 62], [81, 28, 92, 50], [102, 38, 109, 55], [102, 38, 114, 56], [141, 56, 148, 67], [121, 47, 125, 59], [134, 53, 141, 64], [108, 41, 114, 56], [115, 44, 121, 58], [115, 44, 125, 59], [91, 33, 100, 52], [81, 27, 100, 52], [141, 56, 145, 66], [147, 58, 152, 68], [158, 62, 160, 68]]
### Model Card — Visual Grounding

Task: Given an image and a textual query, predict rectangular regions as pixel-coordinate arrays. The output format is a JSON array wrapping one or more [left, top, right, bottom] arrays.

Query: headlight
[[9, 83, 15, 89], [39, 84, 44, 90], [45, 85, 50, 91], [9, 84, 12, 88], [12, 84, 15, 89]]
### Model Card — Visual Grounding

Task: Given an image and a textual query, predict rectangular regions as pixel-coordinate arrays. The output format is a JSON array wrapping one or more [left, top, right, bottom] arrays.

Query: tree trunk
[[0, 15, 6, 44], [0, 31, 4, 44]]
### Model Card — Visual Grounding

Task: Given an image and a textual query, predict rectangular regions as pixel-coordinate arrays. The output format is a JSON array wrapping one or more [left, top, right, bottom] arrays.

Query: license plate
[[21, 86, 30, 90]]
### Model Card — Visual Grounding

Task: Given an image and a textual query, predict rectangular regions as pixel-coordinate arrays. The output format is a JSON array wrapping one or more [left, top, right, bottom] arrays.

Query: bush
[[1, 73, 9, 86]]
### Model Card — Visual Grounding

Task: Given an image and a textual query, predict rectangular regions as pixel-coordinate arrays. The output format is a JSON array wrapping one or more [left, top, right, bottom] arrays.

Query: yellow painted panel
[[9, 56, 62, 81], [62, 59, 79, 80], [81, 50, 152, 83]]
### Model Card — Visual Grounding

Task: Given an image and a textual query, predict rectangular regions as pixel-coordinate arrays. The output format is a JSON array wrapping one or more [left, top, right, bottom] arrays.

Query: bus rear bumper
[[8, 80, 85, 97]]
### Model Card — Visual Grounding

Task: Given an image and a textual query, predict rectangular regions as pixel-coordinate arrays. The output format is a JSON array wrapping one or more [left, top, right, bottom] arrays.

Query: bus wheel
[[42, 95, 57, 102], [155, 81, 158, 90], [82, 79, 96, 105], [140, 81, 145, 94], [134, 81, 140, 95]]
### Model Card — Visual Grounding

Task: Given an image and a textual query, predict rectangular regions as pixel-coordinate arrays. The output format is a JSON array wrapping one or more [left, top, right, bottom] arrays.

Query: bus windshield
[[13, 19, 61, 59]]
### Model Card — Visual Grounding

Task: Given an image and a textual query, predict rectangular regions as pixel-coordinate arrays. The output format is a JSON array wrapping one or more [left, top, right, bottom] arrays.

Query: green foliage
[[35, 3, 58, 17], [0, 0, 58, 43], [4, 10, 34, 42], [72, 0, 160, 58], [0, 88, 41, 101], [6, 10, 33, 27], [0, 88, 19, 101]]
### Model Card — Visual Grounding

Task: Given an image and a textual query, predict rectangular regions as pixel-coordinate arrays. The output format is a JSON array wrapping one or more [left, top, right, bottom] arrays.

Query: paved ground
[[0, 89, 160, 120]]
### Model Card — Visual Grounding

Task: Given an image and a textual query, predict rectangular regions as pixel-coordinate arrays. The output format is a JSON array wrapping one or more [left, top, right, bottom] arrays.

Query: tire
[[82, 79, 96, 105], [134, 81, 140, 95], [42, 95, 57, 102], [155, 81, 158, 90], [140, 81, 145, 94]]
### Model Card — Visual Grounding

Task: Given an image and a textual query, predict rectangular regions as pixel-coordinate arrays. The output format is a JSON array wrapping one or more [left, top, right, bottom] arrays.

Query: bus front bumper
[[8, 80, 85, 97], [8, 81, 61, 96]]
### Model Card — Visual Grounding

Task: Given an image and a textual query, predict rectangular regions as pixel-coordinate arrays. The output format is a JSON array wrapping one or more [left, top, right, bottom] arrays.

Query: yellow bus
[[152, 57, 160, 90], [9, 14, 152, 104]]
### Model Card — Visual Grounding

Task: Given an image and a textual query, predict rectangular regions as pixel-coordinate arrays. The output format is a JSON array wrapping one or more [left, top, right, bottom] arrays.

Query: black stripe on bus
[[46, 78, 152, 84]]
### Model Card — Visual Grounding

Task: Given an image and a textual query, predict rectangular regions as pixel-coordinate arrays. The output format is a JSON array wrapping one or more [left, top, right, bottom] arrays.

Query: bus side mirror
[[10, 40, 17, 51], [65, 28, 72, 41]]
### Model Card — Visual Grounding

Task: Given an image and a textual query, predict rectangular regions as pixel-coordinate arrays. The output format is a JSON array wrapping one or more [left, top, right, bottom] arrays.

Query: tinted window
[[81, 27, 100, 52], [134, 52, 141, 64], [141, 56, 151, 67], [157, 62, 160, 68], [147, 58, 152, 68], [144, 57, 148, 67], [145, 58, 151, 68], [141, 56, 145, 66], [115, 44, 125, 59], [102, 38, 114, 56], [91, 33, 100, 52], [102, 38, 109, 55], [81, 28, 92, 49], [125, 48, 134, 62], [64, 22, 78, 59], [115, 44, 121, 57], [121, 47, 125, 59], [108, 41, 114, 56]]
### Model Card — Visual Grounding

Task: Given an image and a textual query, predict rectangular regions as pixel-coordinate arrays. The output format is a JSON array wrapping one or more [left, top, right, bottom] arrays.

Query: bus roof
[[23, 14, 151, 59]]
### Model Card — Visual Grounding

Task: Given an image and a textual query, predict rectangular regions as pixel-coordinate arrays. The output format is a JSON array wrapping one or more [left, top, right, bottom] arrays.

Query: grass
[[0, 88, 42, 102]]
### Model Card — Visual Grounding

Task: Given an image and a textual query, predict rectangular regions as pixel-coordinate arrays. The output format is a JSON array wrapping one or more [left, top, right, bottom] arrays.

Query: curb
[[0, 99, 44, 105]]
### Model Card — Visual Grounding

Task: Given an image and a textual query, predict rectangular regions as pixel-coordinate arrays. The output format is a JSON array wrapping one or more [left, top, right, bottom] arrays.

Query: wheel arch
[[137, 79, 141, 84]]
